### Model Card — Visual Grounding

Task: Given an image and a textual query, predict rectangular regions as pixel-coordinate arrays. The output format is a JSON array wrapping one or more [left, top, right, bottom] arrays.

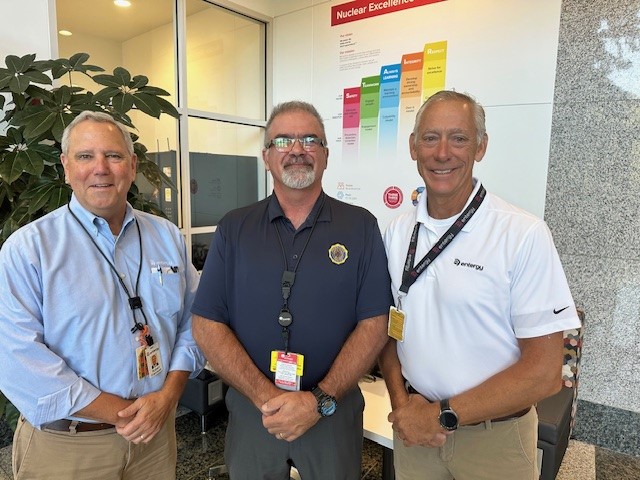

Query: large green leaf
[[50, 58, 72, 79], [51, 112, 75, 144], [54, 85, 73, 108], [68, 52, 90, 68], [2, 204, 31, 242], [21, 179, 70, 214], [130, 75, 148, 89], [154, 96, 180, 118], [92, 73, 125, 88], [1, 216, 25, 244], [8, 74, 30, 94], [22, 70, 52, 86], [92, 86, 121, 103], [0, 68, 13, 89], [29, 142, 61, 164], [111, 92, 135, 114], [5, 54, 36, 73], [12, 105, 48, 126], [24, 84, 55, 102], [23, 111, 57, 140], [4, 401, 19, 431], [113, 67, 131, 86], [133, 93, 162, 118], [0, 149, 45, 183], [137, 85, 172, 96], [5, 127, 23, 145]]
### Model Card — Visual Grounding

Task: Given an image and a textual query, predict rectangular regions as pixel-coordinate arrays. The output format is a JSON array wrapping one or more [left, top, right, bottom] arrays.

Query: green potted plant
[[0, 52, 179, 244], [0, 52, 180, 430]]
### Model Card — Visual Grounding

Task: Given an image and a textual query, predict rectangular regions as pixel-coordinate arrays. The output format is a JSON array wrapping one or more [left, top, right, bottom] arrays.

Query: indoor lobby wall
[[544, 0, 640, 455]]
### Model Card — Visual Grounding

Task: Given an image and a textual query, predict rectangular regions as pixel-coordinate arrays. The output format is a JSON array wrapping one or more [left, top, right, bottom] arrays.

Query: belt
[[42, 419, 115, 433], [405, 383, 531, 424], [468, 407, 531, 425]]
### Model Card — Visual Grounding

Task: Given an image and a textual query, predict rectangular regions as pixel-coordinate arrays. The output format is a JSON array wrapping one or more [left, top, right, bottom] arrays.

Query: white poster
[[273, 0, 562, 229]]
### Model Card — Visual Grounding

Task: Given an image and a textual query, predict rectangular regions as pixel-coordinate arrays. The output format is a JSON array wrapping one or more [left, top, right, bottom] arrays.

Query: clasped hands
[[114, 391, 174, 445], [261, 390, 320, 442], [389, 393, 452, 447]]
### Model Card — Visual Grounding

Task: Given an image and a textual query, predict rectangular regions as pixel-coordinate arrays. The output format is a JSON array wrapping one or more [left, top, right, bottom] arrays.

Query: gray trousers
[[224, 386, 364, 480]]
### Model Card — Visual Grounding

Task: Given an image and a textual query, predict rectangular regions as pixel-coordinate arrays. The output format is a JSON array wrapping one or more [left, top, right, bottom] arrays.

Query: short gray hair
[[413, 90, 486, 144], [61, 111, 134, 155], [263, 101, 327, 148]]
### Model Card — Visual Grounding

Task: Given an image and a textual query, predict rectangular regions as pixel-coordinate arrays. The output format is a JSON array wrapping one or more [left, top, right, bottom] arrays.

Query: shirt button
[[120, 273, 126, 279], [292, 254, 298, 259]]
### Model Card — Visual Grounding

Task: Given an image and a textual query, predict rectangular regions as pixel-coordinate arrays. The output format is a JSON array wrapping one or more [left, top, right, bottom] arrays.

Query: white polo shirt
[[384, 181, 581, 401]]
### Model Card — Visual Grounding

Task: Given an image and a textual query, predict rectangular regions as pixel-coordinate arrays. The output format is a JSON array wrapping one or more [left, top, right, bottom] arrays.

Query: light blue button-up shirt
[[0, 195, 204, 427]]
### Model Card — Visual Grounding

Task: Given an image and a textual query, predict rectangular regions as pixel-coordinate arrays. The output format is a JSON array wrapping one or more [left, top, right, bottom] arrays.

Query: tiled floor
[[1, 407, 639, 479]]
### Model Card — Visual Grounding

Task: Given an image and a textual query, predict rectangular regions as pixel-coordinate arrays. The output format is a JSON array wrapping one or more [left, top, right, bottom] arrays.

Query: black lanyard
[[400, 184, 486, 295], [273, 193, 326, 353], [67, 205, 152, 340]]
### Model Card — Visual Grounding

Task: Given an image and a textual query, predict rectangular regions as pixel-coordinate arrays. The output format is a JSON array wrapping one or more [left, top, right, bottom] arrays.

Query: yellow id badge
[[388, 306, 406, 342], [270, 350, 304, 391]]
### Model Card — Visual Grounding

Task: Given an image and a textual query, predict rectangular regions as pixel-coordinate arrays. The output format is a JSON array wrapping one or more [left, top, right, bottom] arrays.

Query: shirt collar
[[416, 178, 483, 232], [68, 194, 135, 236], [267, 191, 331, 227]]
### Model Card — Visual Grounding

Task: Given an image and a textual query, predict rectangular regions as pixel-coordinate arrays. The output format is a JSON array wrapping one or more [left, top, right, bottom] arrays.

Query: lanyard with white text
[[399, 184, 486, 295]]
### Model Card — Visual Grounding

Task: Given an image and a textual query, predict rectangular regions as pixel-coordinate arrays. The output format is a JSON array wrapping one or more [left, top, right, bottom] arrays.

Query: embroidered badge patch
[[328, 243, 348, 265]]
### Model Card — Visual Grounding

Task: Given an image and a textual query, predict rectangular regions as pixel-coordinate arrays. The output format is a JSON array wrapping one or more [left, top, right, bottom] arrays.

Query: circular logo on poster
[[383, 186, 403, 209]]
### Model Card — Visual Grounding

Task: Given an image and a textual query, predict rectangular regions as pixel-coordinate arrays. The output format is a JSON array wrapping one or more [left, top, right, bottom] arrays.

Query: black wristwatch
[[312, 387, 337, 417], [438, 398, 459, 431]]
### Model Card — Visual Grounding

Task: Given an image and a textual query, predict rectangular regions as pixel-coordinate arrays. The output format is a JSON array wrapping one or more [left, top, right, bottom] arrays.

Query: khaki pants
[[13, 412, 177, 480], [393, 407, 539, 480]]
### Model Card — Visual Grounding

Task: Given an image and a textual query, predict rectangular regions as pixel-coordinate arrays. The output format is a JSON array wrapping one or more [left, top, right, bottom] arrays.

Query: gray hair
[[412, 90, 486, 144], [263, 101, 327, 148], [61, 111, 134, 155]]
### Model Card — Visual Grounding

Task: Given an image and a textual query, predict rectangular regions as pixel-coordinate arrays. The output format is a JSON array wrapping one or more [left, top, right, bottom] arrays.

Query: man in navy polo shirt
[[192, 101, 392, 479]]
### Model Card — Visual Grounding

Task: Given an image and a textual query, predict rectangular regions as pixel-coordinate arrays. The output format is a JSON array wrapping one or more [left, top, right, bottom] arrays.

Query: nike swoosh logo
[[553, 306, 570, 315]]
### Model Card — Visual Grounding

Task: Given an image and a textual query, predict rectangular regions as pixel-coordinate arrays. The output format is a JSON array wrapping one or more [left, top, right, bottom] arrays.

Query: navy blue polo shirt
[[192, 191, 392, 390]]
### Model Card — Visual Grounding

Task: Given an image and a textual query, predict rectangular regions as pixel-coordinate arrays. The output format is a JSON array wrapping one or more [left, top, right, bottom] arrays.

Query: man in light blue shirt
[[0, 111, 204, 479]]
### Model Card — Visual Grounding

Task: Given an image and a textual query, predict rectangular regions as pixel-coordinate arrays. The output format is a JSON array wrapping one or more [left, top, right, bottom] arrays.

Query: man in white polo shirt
[[379, 90, 581, 479]]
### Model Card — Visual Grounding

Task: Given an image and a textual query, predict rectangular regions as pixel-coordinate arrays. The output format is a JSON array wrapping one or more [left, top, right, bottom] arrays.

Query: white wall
[[0, 0, 56, 133], [271, 0, 563, 229], [0, 0, 55, 60]]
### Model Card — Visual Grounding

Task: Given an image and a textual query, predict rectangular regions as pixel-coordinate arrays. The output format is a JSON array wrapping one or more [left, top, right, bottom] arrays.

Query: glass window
[[185, 0, 266, 118], [187, 117, 265, 228], [56, 0, 176, 102], [56, 0, 269, 268]]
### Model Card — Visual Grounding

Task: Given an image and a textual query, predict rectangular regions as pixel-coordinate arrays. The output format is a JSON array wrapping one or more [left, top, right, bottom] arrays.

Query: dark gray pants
[[224, 386, 364, 480]]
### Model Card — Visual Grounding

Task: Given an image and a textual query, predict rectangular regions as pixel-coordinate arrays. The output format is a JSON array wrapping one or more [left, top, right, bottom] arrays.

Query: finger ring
[[278, 433, 284, 440], [140, 434, 144, 440]]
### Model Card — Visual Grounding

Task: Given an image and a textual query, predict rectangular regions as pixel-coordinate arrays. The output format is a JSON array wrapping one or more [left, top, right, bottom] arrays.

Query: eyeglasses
[[266, 136, 327, 152]]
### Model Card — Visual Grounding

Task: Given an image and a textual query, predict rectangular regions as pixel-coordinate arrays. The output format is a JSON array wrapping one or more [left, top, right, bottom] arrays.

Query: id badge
[[145, 343, 163, 377], [388, 306, 406, 342], [270, 350, 304, 391], [136, 345, 148, 380]]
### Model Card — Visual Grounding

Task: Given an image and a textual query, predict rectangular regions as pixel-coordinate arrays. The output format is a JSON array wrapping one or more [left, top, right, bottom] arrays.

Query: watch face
[[320, 397, 337, 416], [440, 410, 458, 430]]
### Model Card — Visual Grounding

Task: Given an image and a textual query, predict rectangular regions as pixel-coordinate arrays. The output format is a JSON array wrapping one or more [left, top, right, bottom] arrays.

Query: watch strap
[[312, 386, 337, 417]]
